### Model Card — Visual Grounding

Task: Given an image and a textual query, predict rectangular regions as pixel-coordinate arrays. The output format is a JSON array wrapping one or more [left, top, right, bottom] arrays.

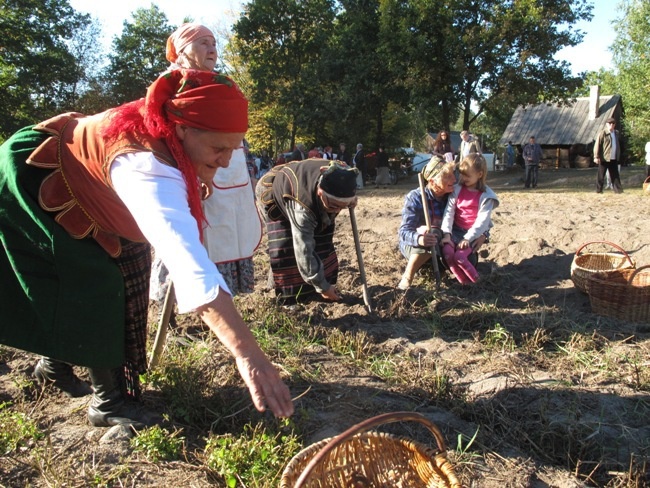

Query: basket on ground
[[643, 176, 650, 194], [570, 241, 635, 293], [587, 265, 650, 323], [280, 412, 460, 488]]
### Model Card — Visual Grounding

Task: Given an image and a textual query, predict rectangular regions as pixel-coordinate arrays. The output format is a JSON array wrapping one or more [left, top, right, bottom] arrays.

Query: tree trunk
[[441, 98, 451, 132], [374, 106, 384, 150]]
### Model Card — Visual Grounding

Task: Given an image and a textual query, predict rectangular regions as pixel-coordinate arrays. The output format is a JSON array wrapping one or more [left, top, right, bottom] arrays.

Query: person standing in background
[[458, 131, 480, 161], [323, 146, 334, 160], [505, 141, 515, 168], [522, 136, 543, 189], [432, 130, 454, 161], [374, 144, 391, 188], [259, 149, 272, 177], [353, 143, 366, 189], [162, 23, 261, 296], [337, 142, 350, 164], [290, 143, 306, 162], [645, 140, 650, 179], [594, 118, 624, 194]]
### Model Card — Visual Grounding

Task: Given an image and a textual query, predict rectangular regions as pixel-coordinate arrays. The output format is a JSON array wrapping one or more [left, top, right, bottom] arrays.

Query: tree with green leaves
[[382, 0, 592, 133], [611, 0, 650, 160], [233, 0, 337, 154], [0, 0, 91, 139], [331, 0, 407, 150], [102, 5, 175, 105], [379, 0, 462, 134], [63, 18, 109, 114]]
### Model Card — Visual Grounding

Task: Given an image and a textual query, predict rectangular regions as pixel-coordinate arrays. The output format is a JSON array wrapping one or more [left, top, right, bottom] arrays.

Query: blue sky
[[555, 0, 617, 74], [70, 0, 616, 75]]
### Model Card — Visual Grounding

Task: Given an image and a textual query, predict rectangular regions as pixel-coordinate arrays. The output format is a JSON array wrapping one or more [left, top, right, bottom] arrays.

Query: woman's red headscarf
[[103, 69, 248, 239]]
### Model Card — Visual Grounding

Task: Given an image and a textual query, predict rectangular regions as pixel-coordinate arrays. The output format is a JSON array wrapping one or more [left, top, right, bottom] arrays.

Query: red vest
[[27, 112, 176, 257]]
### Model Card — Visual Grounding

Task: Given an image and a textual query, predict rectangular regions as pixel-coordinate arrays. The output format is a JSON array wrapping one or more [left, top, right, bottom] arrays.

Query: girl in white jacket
[[441, 153, 499, 284]]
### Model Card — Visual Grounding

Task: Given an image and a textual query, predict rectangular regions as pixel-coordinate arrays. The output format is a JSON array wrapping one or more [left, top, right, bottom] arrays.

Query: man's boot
[[33, 357, 93, 398], [87, 368, 163, 428]]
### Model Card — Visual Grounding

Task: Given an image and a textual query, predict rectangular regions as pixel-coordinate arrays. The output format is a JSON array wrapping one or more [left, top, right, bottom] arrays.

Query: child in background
[[441, 153, 499, 284]]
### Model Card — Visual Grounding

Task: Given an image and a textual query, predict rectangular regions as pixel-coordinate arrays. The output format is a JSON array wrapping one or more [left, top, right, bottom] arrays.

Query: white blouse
[[111, 152, 231, 313]]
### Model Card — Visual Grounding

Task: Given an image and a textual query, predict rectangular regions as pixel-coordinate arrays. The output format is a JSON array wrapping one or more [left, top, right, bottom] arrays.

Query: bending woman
[[0, 69, 294, 428]]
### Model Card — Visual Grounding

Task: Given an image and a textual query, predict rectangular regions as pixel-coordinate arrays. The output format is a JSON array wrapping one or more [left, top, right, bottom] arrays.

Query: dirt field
[[1, 165, 649, 487]]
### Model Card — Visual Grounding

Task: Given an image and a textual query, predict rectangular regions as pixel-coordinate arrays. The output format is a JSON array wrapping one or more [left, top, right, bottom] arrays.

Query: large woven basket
[[571, 241, 635, 293], [588, 265, 650, 323], [643, 176, 650, 194], [280, 412, 461, 488]]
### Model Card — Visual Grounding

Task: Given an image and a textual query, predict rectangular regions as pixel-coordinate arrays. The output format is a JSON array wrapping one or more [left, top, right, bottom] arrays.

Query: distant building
[[499, 86, 623, 168]]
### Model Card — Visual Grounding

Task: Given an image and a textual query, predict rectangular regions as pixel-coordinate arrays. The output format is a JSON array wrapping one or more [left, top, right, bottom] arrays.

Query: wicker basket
[[280, 412, 461, 488], [643, 176, 650, 194], [588, 265, 650, 323], [570, 241, 635, 293]]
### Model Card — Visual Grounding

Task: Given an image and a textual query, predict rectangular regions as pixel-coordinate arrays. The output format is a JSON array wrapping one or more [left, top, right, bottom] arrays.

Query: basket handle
[[626, 264, 650, 285], [293, 412, 449, 488], [575, 241, 634, 266]]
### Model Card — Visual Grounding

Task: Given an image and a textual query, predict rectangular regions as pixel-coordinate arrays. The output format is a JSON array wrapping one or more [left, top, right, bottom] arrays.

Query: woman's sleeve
[[284, 200, 330, 293], [110, 152, 231, 313], [398, 191, 422, 248]]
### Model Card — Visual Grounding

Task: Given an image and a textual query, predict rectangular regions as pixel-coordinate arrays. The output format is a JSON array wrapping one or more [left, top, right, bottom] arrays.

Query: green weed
[[368, 354, 397, 380], [131, 425, 185, 462], [454, 427, 481, 466], [482, 323, 515, 352], [0, 402, 43, 454], [204, 421, 301, 487]]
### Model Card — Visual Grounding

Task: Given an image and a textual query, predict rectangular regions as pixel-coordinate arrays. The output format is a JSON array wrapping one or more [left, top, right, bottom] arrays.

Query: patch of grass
[[131, 425, 185, 462], [325, 329, 371, 361], [481, 323, 515, 352], [239, 294, 323, 374], [520, 327, 551, 353], [622, 351, 650, 391], [145, 337, 229, 425], [252, 310, 320, 361], [367, 354, 397, 380], [204, 421, 301, 488], [556, 332, 617, 374], [417, 362, 460, 403], [454, 427, 481, 466], [30, 438, 133, 487], [0, 402, 43, 454]]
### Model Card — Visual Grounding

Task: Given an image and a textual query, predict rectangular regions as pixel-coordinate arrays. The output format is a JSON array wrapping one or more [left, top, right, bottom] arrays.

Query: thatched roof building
[[499, 87, 623, 168]]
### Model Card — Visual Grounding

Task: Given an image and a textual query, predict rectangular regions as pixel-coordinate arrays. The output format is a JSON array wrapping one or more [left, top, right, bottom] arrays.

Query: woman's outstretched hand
[[199, 293, 294, 418], [236, 352, 294, 418]]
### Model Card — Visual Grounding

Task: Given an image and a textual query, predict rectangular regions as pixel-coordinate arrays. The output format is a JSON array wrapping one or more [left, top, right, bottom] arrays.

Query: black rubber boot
[[87, 368, 163, 428], [33, 357, 93, 398]]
